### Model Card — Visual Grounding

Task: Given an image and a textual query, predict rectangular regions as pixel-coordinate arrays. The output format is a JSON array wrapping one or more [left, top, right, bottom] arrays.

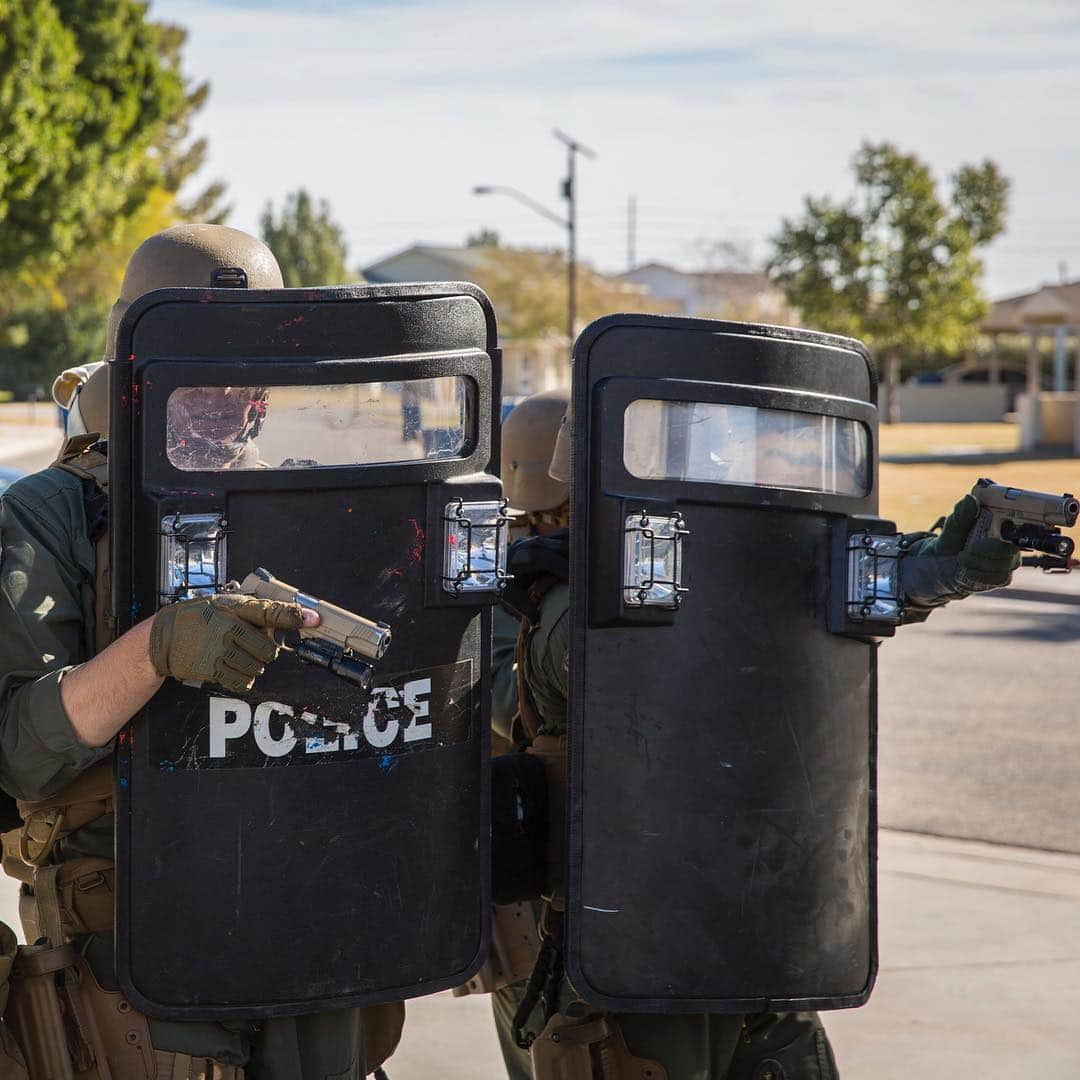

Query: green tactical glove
[[899, 494, 1021, 616], [149, 594, 304, 693]]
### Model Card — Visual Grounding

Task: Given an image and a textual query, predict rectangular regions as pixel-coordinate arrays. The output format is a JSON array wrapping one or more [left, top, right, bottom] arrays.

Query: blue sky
[[153, 0, 1080, 297]]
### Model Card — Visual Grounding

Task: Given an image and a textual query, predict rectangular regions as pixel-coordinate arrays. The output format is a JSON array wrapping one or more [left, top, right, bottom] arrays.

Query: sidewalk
[[823, 831, 1080, 1077], [0, 831, 1076, 1075], [387, 830, 1080, 1078]]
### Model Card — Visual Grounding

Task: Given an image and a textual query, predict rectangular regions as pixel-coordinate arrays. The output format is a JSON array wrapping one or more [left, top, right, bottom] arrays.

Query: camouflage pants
[[492, 977, 837, 1080]]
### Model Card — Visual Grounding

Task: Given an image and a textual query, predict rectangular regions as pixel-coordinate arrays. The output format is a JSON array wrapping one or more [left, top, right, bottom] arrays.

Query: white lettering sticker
[[209, 698, 252, 758], [402, 678, 432, 743], [184, 662, 471, 769], [252, 701, 298, 758]]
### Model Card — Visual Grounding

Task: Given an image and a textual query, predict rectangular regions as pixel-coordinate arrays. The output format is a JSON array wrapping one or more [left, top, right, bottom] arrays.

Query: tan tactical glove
[[149, 594, 304, 693]]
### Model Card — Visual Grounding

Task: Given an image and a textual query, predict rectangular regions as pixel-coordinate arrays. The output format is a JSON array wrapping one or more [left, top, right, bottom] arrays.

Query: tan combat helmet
[[548, 395, 571, 484], [501, 387, 570, 516], [104, 223, 284, 361], [54, 225, 286, 440]]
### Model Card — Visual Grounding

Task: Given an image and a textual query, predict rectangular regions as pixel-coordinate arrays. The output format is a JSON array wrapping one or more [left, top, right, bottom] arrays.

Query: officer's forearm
[[60, 620, 164, 747]]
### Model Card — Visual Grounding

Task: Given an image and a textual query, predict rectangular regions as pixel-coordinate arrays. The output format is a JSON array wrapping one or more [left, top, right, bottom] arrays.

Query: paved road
[[878, 569, 1080, 853], [0, 423, 60, 475]]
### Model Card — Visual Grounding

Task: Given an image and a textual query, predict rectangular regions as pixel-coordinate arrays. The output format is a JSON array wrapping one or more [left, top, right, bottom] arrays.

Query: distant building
[[362, 244, 569, 397], [981, 281, 1080, 450], [619, 262, 790, 323], [362, 244, 489, 286], [981, 280, 1080, 393]]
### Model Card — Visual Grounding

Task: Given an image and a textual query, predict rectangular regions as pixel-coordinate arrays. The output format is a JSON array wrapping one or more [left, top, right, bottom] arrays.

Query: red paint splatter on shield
[[407, 519, 425, 565]]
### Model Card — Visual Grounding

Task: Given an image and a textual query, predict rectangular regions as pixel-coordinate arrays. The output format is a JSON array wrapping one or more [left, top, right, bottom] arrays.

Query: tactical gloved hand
[[899, 494, 1021, 615], [149, 594, 304, 693]]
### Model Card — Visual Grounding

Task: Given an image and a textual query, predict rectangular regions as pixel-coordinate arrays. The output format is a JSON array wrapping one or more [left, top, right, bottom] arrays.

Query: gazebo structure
[[982, 281, 1080, 452]]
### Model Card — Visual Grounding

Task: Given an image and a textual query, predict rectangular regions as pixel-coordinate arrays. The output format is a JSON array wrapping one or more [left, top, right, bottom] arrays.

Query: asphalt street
[[878, 569, 1080, 853]]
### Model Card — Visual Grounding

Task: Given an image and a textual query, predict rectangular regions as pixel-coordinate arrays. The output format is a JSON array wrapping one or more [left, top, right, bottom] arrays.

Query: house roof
[[623, 261, 772, 289], [361, 244, 490, 283], [983, 281, 1080, 332]]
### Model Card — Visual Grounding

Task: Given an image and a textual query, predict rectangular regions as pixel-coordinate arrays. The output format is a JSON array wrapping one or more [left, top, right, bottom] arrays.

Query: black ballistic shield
[[567, 315, 879, 1013], [111, 284, 500, 1017]]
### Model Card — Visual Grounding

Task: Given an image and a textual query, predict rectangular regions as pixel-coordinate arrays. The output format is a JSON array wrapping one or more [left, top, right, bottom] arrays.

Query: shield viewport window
[[165, 378, 472, 471], [623, 399, 870, 497]]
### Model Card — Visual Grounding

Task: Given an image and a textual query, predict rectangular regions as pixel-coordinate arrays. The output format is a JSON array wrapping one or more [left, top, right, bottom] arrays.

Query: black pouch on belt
[[491, 751, 549, 905]]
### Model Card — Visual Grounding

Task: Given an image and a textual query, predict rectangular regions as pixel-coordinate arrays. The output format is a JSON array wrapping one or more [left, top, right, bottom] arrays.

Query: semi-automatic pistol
[[970, 478, 1078, 567], [237, 567, 392, 689]]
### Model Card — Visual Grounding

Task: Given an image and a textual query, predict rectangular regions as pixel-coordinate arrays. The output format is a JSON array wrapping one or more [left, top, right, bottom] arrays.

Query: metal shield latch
[[623, 509, 688, 609], [442, 498, 512, 595], [158, 512, 228, 604]]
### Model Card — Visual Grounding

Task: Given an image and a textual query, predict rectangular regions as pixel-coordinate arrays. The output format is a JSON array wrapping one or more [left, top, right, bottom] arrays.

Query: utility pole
[[473, 130, 595, 346], [554, 129, 596, 343], [627, 194, 637, 272]]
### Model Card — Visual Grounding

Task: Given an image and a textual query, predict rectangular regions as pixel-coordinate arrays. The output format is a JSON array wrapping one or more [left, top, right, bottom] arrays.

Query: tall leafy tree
[[260, 190, 356, 287], [151, 19, 229, 223], [768, 143, 1008, 388], [0, 3, 225, 395], [0, 0, 185, 280]]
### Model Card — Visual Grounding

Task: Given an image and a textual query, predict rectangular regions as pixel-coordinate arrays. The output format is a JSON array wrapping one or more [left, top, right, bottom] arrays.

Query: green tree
[[0, 303, 103, 398], [0, 4, 224, 397], [0, 0, 186, 281], [768, 142, 1009, 392], [260, 190, 356, 287], [152, 19, 229, 223], [466, 228, 500, 248]]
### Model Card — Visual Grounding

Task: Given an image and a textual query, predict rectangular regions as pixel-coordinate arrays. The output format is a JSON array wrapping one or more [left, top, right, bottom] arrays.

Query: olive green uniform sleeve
[[491, 604, 522, 743], [521, 582, 569, 737], [0, 468, 111, 801]]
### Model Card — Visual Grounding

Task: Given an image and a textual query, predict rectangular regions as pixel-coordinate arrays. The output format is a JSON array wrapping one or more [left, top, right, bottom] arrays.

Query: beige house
[[981, 282, 1080, 450]]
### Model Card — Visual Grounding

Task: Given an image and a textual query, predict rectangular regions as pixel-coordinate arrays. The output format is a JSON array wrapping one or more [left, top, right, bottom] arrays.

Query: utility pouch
[[527, 734, 567, 905], [529, 1003, 668, 1080], [16, 859, 116, 946], [360, 1001, 405, 1075], [8, 942, 155, 1080], [0, 922, 30, 1079], [453, 902, 540, 995]]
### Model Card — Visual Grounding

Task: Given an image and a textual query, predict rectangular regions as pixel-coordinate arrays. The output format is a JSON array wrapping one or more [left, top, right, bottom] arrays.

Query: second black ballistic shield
[[111, 284, 502, 1018], [567, 315, 879, 1013]]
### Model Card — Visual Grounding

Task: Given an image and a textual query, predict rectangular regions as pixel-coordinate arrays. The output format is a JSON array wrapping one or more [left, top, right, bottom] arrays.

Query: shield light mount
[[829, 518, 902, 638], [846, 532, 903, 624], [442, 497, 512, 596], [159, 512, 229, 604], [623, 509, 688, 609]]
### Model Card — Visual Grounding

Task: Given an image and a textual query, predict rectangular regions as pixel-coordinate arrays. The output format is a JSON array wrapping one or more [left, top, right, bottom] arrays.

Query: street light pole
[[554, 129, 596, 342], [472, 130, 595, 345]]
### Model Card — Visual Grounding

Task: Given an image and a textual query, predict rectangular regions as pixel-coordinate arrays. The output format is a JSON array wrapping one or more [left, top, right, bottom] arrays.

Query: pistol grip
[[967, 505, 995, 548]]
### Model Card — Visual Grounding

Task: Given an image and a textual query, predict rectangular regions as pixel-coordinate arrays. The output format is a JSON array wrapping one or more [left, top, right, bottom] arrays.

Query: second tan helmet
[[501, 387, 570, 514], [548, 395, 571, 484], [104, 223, 284, 361]]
